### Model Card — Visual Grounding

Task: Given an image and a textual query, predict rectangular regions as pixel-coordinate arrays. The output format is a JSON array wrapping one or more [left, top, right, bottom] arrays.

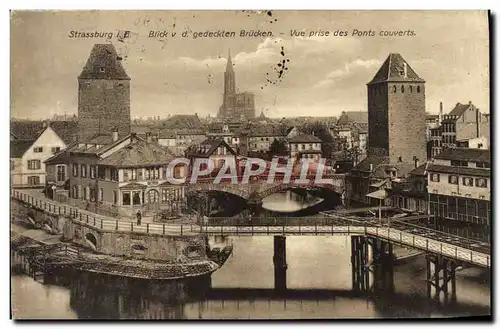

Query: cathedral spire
[[226, 49, 234, 72], [224, 49, 236, 94]]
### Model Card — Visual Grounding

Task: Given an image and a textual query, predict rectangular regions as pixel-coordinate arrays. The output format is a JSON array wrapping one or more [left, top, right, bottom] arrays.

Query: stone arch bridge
[[185, 174, 346, 202]]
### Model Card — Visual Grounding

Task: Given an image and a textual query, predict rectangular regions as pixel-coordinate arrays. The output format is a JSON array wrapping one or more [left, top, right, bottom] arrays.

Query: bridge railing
[[11, 190, 198, 237], [11, 190, 490, 267], [203, 216, 345, 227], [194, 223, 490, 268]]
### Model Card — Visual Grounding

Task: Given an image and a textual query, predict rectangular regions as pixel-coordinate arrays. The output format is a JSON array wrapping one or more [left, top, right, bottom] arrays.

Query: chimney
[[403, 63, 408, 78], [369, 163, 373, 172], [439, 102, 443, 124], [112, 128, 119, 142]]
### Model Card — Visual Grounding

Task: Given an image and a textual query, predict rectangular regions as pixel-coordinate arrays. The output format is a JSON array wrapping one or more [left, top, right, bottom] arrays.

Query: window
[[99, 67, 105, 73], [80, 164, 86, 178], [417, 86, 421, 93], [138, 169, 143, 180], [51, 147, 60, 154], [122, 192, 131, 205], [132, 191, 141, 205], [77, 186, 82, 199], [33, 147, 43, 153], [401, 85, 404, 93], [111, 168, 119, 181], [99, 188, 104, 202], [27, 176, 40, 186], [123, 170, 129, 181], [113, 191, 117, 204], [131, 169, 137, 180], [162, 189, 170, 202], [448, 175, 458, 185], [430, 173, 440, 182], [72, 185, 78, 199], [393, 85, 397, 93], [409, 86, 413, 92], [462, 177, 473, 186], [451, 160, 468, 167], [27, 160, 41, 170], [90, 165, 96, 179], [10, 160, 14, 171], [98, 166, 106, 179], [56, 165, 66, 182], [476, 178, 487, 188], [476, 162, 490, 168]]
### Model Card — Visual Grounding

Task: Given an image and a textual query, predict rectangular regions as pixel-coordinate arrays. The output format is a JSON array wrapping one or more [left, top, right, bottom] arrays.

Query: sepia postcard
[[9, 10, 491, 320]]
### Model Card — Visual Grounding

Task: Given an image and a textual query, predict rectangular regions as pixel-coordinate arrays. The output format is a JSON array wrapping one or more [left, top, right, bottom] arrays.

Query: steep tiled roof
[[98, 139, 175, 168], [352, 155, 390, 172], [368, 53, 424, 84], [447, 102, 475, 117], [49, 121, 78, 145], [337, 111, 368, 126], [10, 121, 45, 140], [158, 131, 177, 139], [434, 147, 490, 163], [408, 163, 428, 177], [78, 44, 130, 80], [186, 138, 236, 158], [162, 115, 202, 130], [289, 134, 322, 143], [45, 147, 74, 165], [10, 140, 35, 158]]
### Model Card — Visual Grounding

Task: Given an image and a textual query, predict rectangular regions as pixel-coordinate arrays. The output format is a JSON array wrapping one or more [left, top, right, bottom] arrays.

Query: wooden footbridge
[[11, 232, 94, 281]]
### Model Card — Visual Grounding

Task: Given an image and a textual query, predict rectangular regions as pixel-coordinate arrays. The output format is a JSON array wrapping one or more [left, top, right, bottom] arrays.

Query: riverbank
[[11, 221, 220, 280]]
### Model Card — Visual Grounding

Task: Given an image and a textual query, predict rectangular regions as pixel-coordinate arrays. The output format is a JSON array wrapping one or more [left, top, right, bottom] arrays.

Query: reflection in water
[[11, 236, 490, 319], [262, 190, 324, 213]]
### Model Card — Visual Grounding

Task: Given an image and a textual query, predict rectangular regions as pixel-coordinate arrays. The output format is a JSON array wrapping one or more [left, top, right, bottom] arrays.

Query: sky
[[10, 10, 490, 120]]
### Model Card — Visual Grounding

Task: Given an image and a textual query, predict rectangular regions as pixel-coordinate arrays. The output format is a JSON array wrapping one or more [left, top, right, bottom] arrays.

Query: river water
[[11, 192, 491, 319]]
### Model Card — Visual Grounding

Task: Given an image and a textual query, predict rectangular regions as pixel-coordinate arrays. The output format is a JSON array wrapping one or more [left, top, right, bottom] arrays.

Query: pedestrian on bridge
[[136, 211, 142, 226]]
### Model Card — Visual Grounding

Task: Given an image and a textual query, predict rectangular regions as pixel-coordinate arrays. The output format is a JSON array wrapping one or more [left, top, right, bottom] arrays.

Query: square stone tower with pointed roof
[[77, 44, 131, 142], [367, 53, 427, 164]]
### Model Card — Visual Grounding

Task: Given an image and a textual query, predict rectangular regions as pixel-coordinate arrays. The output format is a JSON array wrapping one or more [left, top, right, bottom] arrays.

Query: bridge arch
[[85, 233, 98, 251], [185, 184, 252, 200], [258, 184, 344, 201]]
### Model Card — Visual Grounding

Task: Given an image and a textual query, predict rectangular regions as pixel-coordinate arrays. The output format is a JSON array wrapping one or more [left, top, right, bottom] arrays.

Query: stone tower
[[77, 44, 131, 142], [367, 53, 427, 164]]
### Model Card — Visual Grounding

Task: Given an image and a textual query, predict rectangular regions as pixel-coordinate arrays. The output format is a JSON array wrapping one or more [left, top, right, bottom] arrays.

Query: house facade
[[426, 148, 491, 226], [288, 134, 323, 163], [46, 132, 186, 218], [11, 124, 75, 188]]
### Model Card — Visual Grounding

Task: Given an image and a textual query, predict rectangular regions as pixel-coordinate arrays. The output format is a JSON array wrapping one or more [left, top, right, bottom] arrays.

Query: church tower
[[367, 53, 427, 164], [224, 49, 236, 94], [77, 44, 131, 142]]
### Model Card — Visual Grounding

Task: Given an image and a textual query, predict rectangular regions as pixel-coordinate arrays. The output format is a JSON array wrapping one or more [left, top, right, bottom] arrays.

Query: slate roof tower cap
[[368, 53, 425, 85], [78, 44, 130, 80]]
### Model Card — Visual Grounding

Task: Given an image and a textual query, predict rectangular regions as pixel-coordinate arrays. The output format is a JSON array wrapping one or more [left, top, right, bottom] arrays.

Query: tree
[[269, 138, 288, 155]]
